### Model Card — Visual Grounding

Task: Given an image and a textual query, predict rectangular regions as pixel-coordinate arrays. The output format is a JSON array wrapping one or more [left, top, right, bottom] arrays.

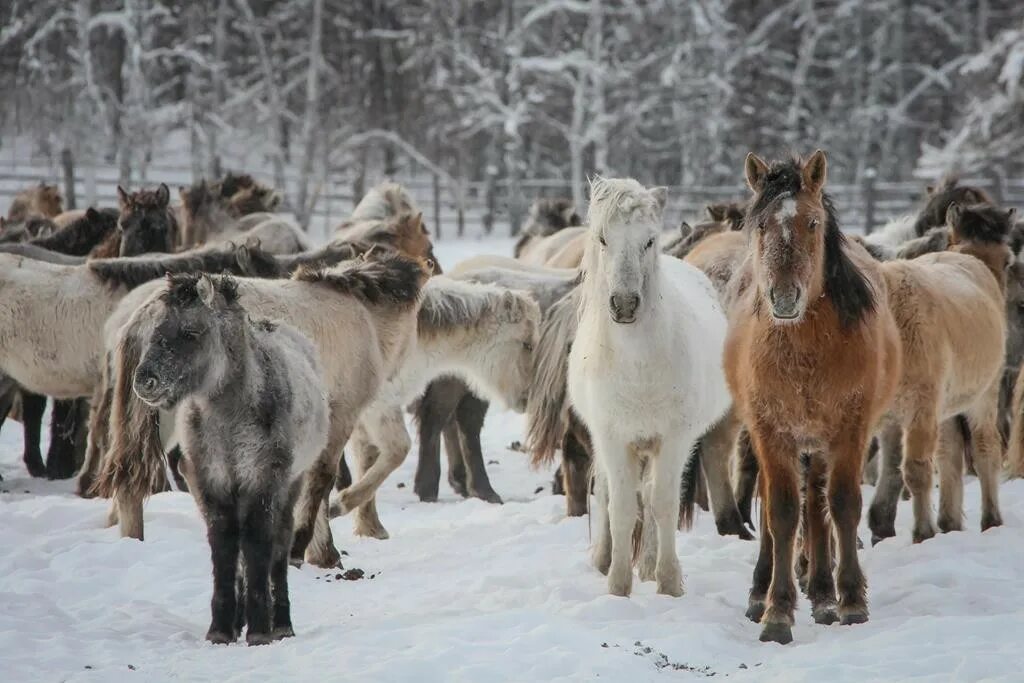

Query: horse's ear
[[156, 183, 170, 207], [802, 150, 828, 194], [196, 274, 217, 308], [117, 185, 130, 209], [679, 221, 692, 238], [706, 203, 726, 222], [413, 212, 425, 232], [926, 184, 935, 195], [86, 207, 100, 221], [649, 186, 668, 212], [744, 153, 769, 193], [560, 204, 577, 225], [1007, 208, 1017, 223], [945, 202, 963, 228]]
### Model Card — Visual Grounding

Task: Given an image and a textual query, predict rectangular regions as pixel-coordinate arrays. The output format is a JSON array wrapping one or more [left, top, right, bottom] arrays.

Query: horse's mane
[[125, 186, 170, 210], [526, 286, 581, 467], [30, 208, 119, 255], [747, 157, 876, 329], [88, 243, 283, 290], [293, 252, 427, 307], [275, 240, 384, 273], [949, 203, 1014, 246], [164, 271, 241, 306], [350, 182, 416, 223], [588, 177, 661, 230], [417, 277, 539, 339], [915, 176, 993, 238]]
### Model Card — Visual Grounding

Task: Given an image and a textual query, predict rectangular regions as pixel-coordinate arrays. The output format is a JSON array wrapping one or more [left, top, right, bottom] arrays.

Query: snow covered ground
[[1, 239, 1023, 682]]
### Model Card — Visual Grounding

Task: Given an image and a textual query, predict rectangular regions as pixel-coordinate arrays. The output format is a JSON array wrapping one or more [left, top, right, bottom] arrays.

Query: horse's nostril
[[142, 376, 157, 392]]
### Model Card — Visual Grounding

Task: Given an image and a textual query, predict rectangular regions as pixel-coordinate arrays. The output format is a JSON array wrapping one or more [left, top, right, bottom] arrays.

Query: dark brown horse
[[724, 151, 901, 644]]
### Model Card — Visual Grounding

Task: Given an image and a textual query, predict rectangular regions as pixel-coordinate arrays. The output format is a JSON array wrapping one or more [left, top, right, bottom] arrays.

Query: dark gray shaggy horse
[[131, 273, 328, 645]]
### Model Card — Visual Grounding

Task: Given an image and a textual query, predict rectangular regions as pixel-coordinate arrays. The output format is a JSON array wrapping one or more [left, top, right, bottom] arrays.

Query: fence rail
[[2, 158, 1022, 241]]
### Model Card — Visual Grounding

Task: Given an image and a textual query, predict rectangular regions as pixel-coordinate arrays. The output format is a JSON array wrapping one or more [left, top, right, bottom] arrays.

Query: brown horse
[[868, 203, 1013, 543], [724, 151, 901, 644], [513, 198, 583, 262], [5, 182, 63, 223]]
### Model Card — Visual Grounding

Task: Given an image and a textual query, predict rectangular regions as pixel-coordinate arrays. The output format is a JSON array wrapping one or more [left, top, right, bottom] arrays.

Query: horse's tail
[[292, 251, 428, 307], [89, 327, 167, 500], [678, 440, 704, 531], [526, 287, 580, 467]]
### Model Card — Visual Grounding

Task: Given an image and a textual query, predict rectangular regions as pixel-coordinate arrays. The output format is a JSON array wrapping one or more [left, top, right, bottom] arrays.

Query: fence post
[[60, 148, 77, 210], [432, 172, 442, 240], [863, 168, 877, 234], [483, 165, 496, 235]]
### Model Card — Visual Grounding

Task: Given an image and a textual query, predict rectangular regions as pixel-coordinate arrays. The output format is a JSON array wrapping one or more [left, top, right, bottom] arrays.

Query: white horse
[[568, 177, 730, 597]]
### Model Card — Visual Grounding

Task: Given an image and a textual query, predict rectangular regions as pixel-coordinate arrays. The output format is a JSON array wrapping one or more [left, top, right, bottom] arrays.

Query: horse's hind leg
[[562, 416, 591, 517], [45, 399, 82, 479], [804, 456, 837, 624], [936, 419, 965, 533], [443, 421, 468, 497], [733, 428, 758, 528], [901, 411, 939, 543], [867, 420, 903, 544], [746, 487, 773, 623], [701, 410, 752, 540], [966, 400, 1004, 531], [21, 391, 47, 477], [292, 411, 353, 567], [77, 383, 112, 497], [455, 394, 502, 504], [413, 378, 463, 502]]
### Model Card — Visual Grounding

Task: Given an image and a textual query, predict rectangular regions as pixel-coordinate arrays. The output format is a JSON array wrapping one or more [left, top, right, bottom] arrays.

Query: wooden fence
[[2, 158, 1022, 241]]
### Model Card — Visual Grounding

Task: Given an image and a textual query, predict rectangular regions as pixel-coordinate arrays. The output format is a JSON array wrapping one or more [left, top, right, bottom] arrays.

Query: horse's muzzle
[[768, 286, 802, 321], [133, 372, 172, 408], [609, 293, 640, 324]]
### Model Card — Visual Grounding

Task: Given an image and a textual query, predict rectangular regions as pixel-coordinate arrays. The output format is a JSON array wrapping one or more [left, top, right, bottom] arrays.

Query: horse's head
[[917, 177, 992, 237], [133, 273, 242, 409], [585, 177, 667, 324], [744, 150, 834, 324], [35, 183, 64, 217], [117, 183, 176, 256]]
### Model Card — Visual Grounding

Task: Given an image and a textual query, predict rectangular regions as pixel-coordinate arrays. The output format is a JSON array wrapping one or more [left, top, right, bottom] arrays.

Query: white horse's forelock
[[587, 176, 661, 231]]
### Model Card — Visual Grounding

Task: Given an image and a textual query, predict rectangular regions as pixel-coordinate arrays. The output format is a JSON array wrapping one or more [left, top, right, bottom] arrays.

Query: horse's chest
[[184, 409, 289, 494]]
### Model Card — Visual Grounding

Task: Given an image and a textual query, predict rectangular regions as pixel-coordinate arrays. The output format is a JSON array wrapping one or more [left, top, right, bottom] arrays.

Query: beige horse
[[869, 202, 1014, 544]]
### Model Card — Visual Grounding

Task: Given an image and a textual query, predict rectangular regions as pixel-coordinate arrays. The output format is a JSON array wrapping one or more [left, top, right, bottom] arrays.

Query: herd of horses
[[0, 149, 1021, 647]]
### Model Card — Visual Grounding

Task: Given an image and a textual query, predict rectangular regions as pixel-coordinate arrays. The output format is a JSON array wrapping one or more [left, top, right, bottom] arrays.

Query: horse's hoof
[[937, 515, 963, 534], [981, 512, 1003, 532], [745, 601, 766, 623], [246, 631, 274, 646], [912, 524, 936, 544], [206, 629, 236, 645], [472, 489, 503, 505], [759, 622, 793, 645], [415, 490, 438, 503], [306, 548, 342, 569], [607, 570, 632, 597], [812, 603, 839, 625], [272, 625, 295, 641], [736, 525, 755, 541], [353, 522, 390, 540], [870, 529, 894, 546], [288, 554, 304, 569], [24, 456, 46, 478], [656, 579, 684, 598], [840, 611, 868, 626]]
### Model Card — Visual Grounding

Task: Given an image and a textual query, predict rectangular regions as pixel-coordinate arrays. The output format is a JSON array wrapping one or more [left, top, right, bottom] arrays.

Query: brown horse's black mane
[[275, 239, 383, 274], [750, 157, 876, 330], [950, 203, 1014, 245], [915, 177, 992, 238]]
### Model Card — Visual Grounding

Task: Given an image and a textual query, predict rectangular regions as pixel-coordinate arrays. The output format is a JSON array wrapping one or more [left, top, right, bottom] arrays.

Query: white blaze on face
[[775, 197, 798, 244]]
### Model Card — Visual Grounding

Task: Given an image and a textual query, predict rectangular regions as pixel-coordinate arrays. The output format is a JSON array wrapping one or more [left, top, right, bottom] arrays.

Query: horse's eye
[[599, 236, 607, 247], [644, 237, 655, 250], [808, 217, 820, 229], [181, 328, 201, 340], [523, 341, 533, 352]]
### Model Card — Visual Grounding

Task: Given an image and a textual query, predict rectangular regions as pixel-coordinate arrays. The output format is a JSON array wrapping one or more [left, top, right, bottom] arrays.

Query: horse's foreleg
[[20, 391, 47, 478], [456, 394, 501, 504], [590, 463, 611, 576], [829, 432, 870, 626], [598, 437, 639, 597], [203, 496, 241, 644], [335, 406, 410, 521], [240, 492, 277, 646], [45, 399, 83, 479], [751, 427, 799, 644], [804, 456, 837, 625], [867, 420, 903, 544], [650, 444, 687, 597], [443, 420, 468, 497], [901, 411, 939, 543], [271, 483, 299, 640]]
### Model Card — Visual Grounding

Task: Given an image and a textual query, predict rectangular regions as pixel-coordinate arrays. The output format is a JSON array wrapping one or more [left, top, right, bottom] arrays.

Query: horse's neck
[[201, 330, 259, 408], [391, 328, 475, 401]]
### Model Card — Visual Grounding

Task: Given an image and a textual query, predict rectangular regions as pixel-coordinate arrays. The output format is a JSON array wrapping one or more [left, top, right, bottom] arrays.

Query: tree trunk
[[296, 0, 324, 230]]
